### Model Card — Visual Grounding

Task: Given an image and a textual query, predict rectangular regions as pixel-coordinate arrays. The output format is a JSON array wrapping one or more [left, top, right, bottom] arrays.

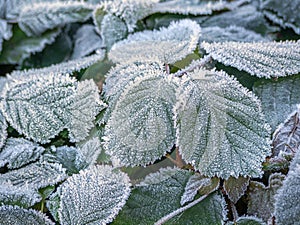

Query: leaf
[[0, 184, 42, 208], [0, 26, 60, 65], [274, 150, 300, 225], [109, 19, 201, 64], [46, 188, 61, 222], [0, 161, 67, 189], [57, 165, 131, 225], [253, 75, 300, 131], [70, 24, 103, 59], [272, 107, 300, 157], [261, 0, 300, 34], [224, 176, 250, 203], [18, 1, 93, 36], [93, 11, 128, 50], [248, 173, 285, 222], [104, 68, 177, 166], [201, 41, 300, 78], [0, 138, 45, 169], [0, 205, 54, 225], [201, 25, 268, 43], [175, 68, 271, 179], [0, 19, 13, 53], [76, 137, 102, 167], [180, 174, 219, 205], [227, 216, 266, 225], [0, 110, 7, 150]]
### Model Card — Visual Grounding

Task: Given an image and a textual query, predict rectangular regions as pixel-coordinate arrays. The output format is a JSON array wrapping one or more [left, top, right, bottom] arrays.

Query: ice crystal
[[175, 68, 271, 179], [0, 205, 54, 225], [224, 176, 250, 204], [104, 70, 177, 166], [201, 40, 300, 78], [58, 165, 131, 225], [0, 138, 45, 169], [18, 1, 93, 36], [109, 19, 201, 64]]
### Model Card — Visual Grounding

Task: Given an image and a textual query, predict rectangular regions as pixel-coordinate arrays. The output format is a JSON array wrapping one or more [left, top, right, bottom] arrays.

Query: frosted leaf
[[76, 137, 102, 167], [248, 173, 285, 222], [0, 184, 42, 208], [0, 0, 5, 18], [10, 51, 105, 77], [0, 138, 45, 169], [0, 205, 54, 225], [224, 176, 250, 203], [0, 27, 60, 65], [272, 107, 300, 157], [227, 216, 266, 225], [46, 188, 61, 222], [261, 0, 300, 35], [0, 76, 7, 95], [201, 41, 300, 78], [253, 76, 300, 131], [152, 0, 249, 16], [180, 173, 219, 205], [109, 19, 201, 64], [93, 11, 128, 50], [0, 19, 12, 53], [98, 0, 159, 32], [201, 26, 268, 43], [71, 24, 103, 59], [18, 1, 93, 36], [175, 69, 271, 179], [0, 110, 7, 150], [58, 165, 131, 225], [104, 71, 177, 166], [0, 161, 67, 189]]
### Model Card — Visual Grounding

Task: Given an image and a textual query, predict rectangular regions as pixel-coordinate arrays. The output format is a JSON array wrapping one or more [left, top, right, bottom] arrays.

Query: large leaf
[[0, 138, 45, 169], [109, 19, 201, 64], [0, 205, 54, 225], [253, 75, 300, 131], [261, 0, 300, 35], [18, 1, 93, 36], [104, 69, 177, 166], [175, 68, 271, 179], [0, 110, 7, 150], [57, 165, 131, 225], [201, 40, 300, 78], [224, 176, 250, 204], [247, 173, 285, 222]]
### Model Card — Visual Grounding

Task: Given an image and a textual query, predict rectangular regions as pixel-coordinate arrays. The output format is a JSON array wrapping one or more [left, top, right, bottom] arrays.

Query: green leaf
[[261, 0, 300, 34], [175, 68, 271, 179], [0, 110, 7, 150], [227, 216, 266, 225], [0, 205, 54, 225], [224, 176, 250, 204], [57, 165, 131, 225], [18, 1, 93, 36], [104, 68, 177, 166], [201, 41, 300, 78], [253, 75, 300, 132], [0, 26, 60, 65], [108, 19, 201, 64], [0, 138, 45, 169], [248, 173, 285, 222]]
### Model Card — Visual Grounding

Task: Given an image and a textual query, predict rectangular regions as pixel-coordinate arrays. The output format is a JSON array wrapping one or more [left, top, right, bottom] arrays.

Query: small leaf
[[77, 137, 102, 167], [71, 24, 103, 59], [109, 19, 201, 64], [248, 173, 285, 222], [0, 205, 54, 225], [0, 110, 7, 150], [224, 176, 250, 203], [46, 188, 61, 223], [0, 138, 45, 169], [176, 68, 271, 179], [104, 68, 177, 166], [0, 18, 13, 53], [227, 216, 266, 225], [18, 1, 93, 36], [181, 173, 219, 205], [201, 40, 300, 78], [58, 165, 131, 225]]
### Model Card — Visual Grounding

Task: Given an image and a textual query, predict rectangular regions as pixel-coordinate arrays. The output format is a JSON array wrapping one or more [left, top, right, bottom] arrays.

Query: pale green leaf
[[0, 110, 7, 150], [248, 173, 285, 222], [201, 41, 300, 78], [58, 165, 131, 225], [0, 205, 54, 225], [227, 216, 266, 225], [0, 138, 45, 169], [175, 68, 271, 179], [253, 75, 300, 131], [76, 137, 102, 167], [104, 69, 177, 166], [18, 1, 93, 36], [109, 19, 201, 64], [224, 176, 250, 203]]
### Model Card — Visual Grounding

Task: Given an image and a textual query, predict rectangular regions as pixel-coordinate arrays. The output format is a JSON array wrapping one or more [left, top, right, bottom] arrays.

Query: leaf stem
[[154, 194, 208, 225], [230, 201, 238, 222]]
